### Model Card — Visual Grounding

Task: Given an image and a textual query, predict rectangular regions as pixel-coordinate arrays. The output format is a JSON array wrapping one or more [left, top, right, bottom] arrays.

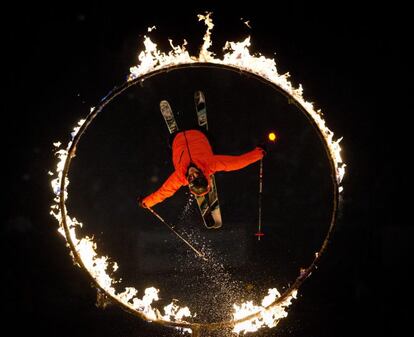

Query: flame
[[50, 123, 191, 326], [128, 12, 345, 187], [241, 18, 252, 29], [232, 289, 297, 334], [51, 12, 346, 334]]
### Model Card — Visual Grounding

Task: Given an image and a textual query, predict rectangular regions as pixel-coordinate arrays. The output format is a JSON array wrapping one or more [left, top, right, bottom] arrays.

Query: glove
[[137, 196, 148, 208]]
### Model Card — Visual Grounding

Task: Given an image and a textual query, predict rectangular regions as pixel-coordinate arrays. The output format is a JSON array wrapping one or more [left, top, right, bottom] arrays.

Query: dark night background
[[4, 2, 407, 337]]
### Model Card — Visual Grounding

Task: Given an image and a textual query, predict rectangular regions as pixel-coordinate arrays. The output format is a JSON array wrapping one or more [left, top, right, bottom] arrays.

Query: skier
[[138, 128, 266, 208]]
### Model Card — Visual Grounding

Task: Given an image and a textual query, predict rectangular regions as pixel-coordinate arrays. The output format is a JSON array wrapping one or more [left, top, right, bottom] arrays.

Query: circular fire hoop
[[57, 62, 342, 335]]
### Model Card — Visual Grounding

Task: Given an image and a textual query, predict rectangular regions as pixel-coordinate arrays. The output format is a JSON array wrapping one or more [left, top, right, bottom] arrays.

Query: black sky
[[4, 2, 407, 337]]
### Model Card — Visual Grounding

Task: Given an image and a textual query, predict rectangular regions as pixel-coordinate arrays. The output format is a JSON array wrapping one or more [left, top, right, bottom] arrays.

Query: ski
[[160, 100, 179, 134], [194, 90, 208, 130], [194, 91, 222, 229]]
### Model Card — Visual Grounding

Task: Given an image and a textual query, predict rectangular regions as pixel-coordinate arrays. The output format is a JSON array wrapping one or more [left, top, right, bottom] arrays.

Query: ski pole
[[146, 207, 208, 261], [255, 132, 277, 240], [255, 159, 265, 240]]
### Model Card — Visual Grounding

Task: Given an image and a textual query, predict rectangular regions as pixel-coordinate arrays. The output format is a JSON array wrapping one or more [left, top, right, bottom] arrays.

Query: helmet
[[189, 175, 209, 196], [187, 165, 210, 197]]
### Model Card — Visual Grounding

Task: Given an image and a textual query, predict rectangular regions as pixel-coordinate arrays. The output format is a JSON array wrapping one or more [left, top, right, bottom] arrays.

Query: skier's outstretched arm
[[141, 171, 183, 208], [212, 147, 265, 172]]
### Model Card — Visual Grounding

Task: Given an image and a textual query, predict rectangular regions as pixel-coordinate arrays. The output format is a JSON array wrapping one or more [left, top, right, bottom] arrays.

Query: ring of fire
[[50, 14, 345, 335]]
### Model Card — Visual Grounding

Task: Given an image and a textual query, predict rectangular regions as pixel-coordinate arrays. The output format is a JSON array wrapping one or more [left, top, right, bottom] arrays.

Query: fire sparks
[[51, 12, 345, 335]]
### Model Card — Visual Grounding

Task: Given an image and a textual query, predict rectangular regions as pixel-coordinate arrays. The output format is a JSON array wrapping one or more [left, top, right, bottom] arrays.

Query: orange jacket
[[142, 130, 264, 207]]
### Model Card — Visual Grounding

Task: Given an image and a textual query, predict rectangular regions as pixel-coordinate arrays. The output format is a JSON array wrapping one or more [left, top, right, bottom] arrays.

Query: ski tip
[[194, 90, 205, 103]]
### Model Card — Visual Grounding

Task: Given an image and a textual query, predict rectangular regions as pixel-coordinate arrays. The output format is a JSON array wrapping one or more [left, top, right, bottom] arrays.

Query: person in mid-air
[[138, 128, 266, 208]]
